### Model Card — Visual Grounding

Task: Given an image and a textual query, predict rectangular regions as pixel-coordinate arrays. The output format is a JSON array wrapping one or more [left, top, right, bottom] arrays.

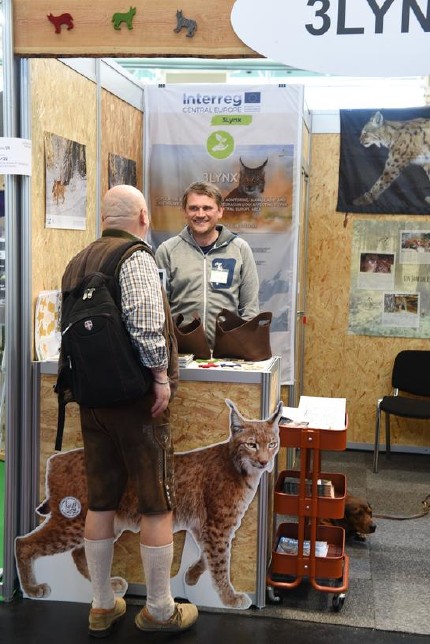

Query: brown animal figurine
[[321, 494, 376, 542], [47, 13, 74, 34]]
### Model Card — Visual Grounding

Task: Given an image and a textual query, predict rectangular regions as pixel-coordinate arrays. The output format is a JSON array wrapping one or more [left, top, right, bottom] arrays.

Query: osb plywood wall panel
[[31, 59, 97, 354], [101, 91, 143, 200], [306, 133, 430, 447], [13, 0, 257, 58]]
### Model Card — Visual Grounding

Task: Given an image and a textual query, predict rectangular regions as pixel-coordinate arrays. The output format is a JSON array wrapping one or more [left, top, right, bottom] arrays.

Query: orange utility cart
[[267, 418, 349, 611]]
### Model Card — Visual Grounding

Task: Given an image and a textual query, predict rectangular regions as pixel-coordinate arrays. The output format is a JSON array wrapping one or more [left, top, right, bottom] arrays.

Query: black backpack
[[54, 240, 153, 450]]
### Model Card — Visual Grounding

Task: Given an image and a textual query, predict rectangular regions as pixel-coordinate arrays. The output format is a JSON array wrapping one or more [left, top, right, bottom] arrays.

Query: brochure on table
[[282, 396, 346, 430]]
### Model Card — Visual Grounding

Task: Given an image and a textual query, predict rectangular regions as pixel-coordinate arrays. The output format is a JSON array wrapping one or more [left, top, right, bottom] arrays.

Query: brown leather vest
[[61, 231, 179, 396]]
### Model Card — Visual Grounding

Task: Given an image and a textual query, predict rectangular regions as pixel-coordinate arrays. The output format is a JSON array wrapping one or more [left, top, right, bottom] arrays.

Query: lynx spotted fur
[[15, 399, 282, 609]]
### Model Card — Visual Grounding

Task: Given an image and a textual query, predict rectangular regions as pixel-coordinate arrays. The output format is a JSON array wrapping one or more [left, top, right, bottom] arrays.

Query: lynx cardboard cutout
[[15, 399, 282, 609]]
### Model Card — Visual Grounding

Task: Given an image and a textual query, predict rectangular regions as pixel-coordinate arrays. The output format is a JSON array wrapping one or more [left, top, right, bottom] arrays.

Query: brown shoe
[[89, 597, 126, 638], [135, 602, 198, 632]]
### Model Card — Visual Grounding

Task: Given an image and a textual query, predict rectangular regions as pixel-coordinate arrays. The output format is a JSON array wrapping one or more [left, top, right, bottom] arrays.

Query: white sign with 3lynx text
[[231, 0, 430, 77]]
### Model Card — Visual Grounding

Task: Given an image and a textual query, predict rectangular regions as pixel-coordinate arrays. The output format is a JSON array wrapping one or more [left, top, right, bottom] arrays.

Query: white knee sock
[[140, 543, 175, 621], [84, 537, 115, 610]]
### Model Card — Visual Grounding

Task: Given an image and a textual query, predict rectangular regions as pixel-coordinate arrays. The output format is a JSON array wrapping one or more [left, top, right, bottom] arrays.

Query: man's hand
[[151, 381, 171, 417]]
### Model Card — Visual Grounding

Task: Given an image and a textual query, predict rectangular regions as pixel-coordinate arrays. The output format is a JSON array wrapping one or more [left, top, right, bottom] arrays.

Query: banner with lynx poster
[[337, 107, 430, 216], [144, 84, 304, 384], [349, 219, 430, 338]]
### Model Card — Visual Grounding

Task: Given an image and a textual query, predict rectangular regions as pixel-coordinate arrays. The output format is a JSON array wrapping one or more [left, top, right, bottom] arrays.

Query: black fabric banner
[[337, 107, 430, 215]]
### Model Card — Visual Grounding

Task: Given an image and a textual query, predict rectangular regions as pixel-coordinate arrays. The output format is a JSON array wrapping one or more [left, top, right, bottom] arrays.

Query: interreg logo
[[182, 91, 262, 114]]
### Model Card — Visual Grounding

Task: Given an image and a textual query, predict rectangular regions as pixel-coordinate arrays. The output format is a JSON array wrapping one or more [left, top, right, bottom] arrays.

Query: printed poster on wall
[[337, 107, 430, 215], [144, 84, 304, 384], [44, 132, 87, 230], [349, 220, 430, 338], [108, 153, 137, 188]]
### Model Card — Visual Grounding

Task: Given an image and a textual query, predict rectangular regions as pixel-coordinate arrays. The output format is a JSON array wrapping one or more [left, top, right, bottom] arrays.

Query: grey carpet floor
[[261, 449, 430, 635]]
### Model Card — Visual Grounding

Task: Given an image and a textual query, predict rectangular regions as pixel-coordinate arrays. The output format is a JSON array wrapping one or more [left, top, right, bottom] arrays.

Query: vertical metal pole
[[2, 0, 20, 601], [19, 57, 35, 533], [255, 356, 281, 608]]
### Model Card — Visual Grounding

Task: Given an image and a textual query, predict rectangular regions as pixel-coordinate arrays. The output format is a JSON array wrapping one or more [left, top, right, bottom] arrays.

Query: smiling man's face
[[184, 191, 224, 245]]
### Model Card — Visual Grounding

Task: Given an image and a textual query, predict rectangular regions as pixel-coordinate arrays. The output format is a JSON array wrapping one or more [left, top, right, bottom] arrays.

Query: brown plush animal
[[321, 494, 376, 542]]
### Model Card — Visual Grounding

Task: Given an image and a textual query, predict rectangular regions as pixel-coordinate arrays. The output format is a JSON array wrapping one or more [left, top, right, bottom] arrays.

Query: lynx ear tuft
[[225, 398, 245, 432], [275, 400, 283, 417], [225, 398, 237, 413], [225, 398, 244, 419]]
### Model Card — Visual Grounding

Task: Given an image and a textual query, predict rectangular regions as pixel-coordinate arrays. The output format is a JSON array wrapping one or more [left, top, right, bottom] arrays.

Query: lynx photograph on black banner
[[337, 107, 430, 216]]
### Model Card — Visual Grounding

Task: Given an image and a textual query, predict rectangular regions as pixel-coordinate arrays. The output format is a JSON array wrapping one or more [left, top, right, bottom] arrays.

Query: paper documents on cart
[[282, 396, 346, 430]]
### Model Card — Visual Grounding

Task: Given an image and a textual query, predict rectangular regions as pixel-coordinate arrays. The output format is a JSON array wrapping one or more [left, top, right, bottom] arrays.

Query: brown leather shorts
[[80, 396, 175, 514]]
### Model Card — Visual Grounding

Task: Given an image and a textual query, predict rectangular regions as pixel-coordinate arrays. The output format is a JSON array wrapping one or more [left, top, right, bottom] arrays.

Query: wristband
[[153, 379, 170, 385]]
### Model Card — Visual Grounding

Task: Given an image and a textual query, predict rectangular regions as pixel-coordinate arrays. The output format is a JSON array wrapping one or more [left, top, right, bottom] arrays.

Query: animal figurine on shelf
[[112, 6, 136, 31], [174, 10, 197, 38], [47, 13, 74, 34]]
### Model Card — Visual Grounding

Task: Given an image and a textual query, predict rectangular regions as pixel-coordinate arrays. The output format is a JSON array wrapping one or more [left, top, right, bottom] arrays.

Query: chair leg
[[373, 400, 382, 473], [385, 413, 391, 459]]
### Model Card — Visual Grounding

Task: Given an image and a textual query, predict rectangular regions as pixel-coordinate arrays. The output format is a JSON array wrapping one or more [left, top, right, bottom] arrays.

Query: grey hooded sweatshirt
[[155, 225, 260, 348]]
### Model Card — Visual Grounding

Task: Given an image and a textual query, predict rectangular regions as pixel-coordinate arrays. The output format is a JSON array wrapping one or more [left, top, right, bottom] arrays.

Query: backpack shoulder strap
[[55, 393, 67, 451]]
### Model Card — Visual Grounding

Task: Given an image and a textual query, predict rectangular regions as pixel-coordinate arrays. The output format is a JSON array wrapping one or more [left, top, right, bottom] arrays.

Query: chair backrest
[[392, 350, 430, 396]]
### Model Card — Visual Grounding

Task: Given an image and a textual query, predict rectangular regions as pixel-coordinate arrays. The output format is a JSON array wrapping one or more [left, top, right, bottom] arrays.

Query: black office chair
[[373, 350, 430, 473]]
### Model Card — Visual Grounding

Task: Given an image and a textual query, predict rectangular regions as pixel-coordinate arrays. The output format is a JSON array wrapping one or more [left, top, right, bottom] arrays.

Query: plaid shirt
[[119, 249, 167, 369]]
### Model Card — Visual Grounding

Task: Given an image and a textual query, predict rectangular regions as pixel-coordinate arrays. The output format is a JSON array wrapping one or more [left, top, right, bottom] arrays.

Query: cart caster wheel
[[267, 586, 282, 603], [332, 593, 346, 612]]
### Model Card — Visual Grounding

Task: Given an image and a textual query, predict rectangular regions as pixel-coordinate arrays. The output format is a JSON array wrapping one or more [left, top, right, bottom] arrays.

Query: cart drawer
[[271, 522, 345, 579], [279, 425, 347, 451], [274, 470, 346, 519]]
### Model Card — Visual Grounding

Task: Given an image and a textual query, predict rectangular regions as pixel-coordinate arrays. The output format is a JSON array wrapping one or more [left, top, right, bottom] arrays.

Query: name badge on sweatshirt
[[210, 258, 236, 289], [211, 268, 229, 284]]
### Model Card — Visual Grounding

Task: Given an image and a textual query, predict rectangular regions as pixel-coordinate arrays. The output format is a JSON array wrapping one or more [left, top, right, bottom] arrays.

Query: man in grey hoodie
[[155, 181, 260, 349]]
